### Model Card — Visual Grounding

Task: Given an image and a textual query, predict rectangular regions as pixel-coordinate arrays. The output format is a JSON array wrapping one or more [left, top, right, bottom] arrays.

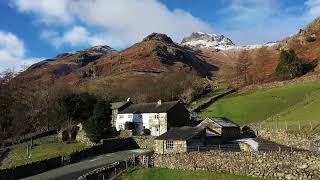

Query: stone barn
[[198, 117, 240, 141], [154, 126, 206, 154]]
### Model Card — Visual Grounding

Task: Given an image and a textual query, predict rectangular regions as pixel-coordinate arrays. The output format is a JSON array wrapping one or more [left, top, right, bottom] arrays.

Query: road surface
[[24, 149, 151, 180]]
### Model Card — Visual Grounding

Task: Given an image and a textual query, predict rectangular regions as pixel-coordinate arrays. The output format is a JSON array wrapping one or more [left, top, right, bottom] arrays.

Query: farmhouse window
[[139, 115, 142, 118], [166, 140, 174, 149], [119, 115, 124, 119], [155, 114, 159, 119], [128, 115, 132, 118]]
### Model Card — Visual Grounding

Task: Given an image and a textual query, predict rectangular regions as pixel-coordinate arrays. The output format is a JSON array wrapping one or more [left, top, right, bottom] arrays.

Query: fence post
[[218, 144, 221, 150], [278, 146, 281, 152], [310, 121, 313, 130], [298, 120, 301, 130], [133, 154, 135, 166], [197, 145, 199, 152], [285, 120, 288, 130]]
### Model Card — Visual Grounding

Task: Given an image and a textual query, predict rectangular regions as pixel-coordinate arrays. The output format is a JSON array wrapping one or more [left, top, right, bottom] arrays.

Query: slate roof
[[204, 117, 239, 128], [155, 126, 205, 140], [119, 101, 178, 114], [111, 101, 130, 110]]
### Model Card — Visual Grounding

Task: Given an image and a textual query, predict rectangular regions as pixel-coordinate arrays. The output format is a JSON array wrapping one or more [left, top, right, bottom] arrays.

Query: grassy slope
[[1, 136, 87, 169], [200, 79, 320, 129], [124, 168, 268, 180], [188, 83, 228, 111]]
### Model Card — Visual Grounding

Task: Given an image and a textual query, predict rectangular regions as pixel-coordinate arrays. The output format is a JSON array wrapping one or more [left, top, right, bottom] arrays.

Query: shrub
[[275, 50, 309, 80], [305, 36, 316, 42]]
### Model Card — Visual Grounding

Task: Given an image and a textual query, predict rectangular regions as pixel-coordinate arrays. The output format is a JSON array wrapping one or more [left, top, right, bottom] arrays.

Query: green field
[[188, 83, 228, 111], [0, 136, 88, 169], [200, 79, 320, 131], [124, 168, 268, 180]]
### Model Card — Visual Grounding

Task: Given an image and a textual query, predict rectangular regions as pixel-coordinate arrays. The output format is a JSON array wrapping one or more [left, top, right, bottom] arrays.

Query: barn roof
[[203, 117, 239, 128], [155, 126, 205, 140], [119, 101, 179, 114]]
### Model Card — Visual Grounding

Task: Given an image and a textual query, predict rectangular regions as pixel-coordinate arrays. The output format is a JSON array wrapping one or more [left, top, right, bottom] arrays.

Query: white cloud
[[305, 0, 320, 19], [223, 0, 279, 21], [11, 0, 72, 25], [218, 0, 320, 45], [11, 0, 213, 48], [40, 26, 112, 48], [0, 31, 43, 72]]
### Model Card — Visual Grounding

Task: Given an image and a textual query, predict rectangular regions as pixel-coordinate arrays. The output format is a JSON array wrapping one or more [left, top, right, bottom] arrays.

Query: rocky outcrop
[[181, 32, 234, 49], [142, 33, 174, 44]]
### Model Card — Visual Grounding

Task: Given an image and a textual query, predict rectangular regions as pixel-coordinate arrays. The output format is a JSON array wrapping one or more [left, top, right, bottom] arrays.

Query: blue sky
[[0, 0, 319, 71]]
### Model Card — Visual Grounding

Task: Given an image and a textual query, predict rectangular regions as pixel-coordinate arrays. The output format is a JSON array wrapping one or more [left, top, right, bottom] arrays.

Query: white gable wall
[[115, 112, 168, 136]]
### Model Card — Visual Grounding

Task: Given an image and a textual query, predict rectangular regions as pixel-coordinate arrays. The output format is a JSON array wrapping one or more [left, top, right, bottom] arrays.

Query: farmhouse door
[[152, 126, 160, 136]]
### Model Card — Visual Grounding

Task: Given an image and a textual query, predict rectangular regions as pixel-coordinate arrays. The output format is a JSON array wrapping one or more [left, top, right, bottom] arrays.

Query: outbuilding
[[198, 117, 240, 141], [155, 126, 206, 154]]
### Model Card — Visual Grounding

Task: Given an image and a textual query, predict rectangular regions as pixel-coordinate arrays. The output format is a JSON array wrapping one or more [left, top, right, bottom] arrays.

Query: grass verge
[[123, 168, 269, 180]]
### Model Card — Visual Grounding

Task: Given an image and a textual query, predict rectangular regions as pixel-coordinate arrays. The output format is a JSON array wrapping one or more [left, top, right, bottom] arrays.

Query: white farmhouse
[[116, 100, 190, 136]]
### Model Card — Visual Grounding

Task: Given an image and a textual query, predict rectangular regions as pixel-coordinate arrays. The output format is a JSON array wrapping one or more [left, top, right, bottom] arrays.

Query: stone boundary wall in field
[[0, 156, 62, 180], [0, 138, 139, 179], [154, 151, 320, 180], [68, 138, 138, 163], [193, 89, 236, 112], [251, 127, 314, 150], [2, 130, 58, 147], [240, 74, 320, 94]]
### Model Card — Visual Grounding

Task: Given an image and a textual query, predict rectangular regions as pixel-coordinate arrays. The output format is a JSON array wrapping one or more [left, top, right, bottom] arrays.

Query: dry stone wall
[[240, 75, 320, 93], [252, 127, 313, 150], [154, 151, 320, 180], [132, 136, 155, 150]]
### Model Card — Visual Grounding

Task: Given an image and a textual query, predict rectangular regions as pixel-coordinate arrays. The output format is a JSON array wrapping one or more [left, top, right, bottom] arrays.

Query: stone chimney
[[157, 99, 162, 105]]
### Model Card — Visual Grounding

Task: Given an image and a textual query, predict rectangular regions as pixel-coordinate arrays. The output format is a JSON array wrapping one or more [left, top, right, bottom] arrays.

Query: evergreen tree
[[61, 92, 97, 122], [276, 50, 306, 80], [83, 100, 112, 143]]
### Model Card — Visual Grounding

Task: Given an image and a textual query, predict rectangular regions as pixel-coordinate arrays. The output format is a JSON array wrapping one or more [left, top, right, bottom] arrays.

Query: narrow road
[[23, 149, 152, 180]]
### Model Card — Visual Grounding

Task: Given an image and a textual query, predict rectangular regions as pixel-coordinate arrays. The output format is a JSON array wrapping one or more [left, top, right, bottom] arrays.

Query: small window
[[139, 115, 142, 118], [128, 115, 132, 118], [166, 140, 174, 149], [119, 115, 124, 119], [155, 114, 159, 119]]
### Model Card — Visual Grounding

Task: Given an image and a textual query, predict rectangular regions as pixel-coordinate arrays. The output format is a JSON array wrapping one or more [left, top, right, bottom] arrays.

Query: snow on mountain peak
[[181, 32, 278, 51], [181, 32, 235, 49]]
